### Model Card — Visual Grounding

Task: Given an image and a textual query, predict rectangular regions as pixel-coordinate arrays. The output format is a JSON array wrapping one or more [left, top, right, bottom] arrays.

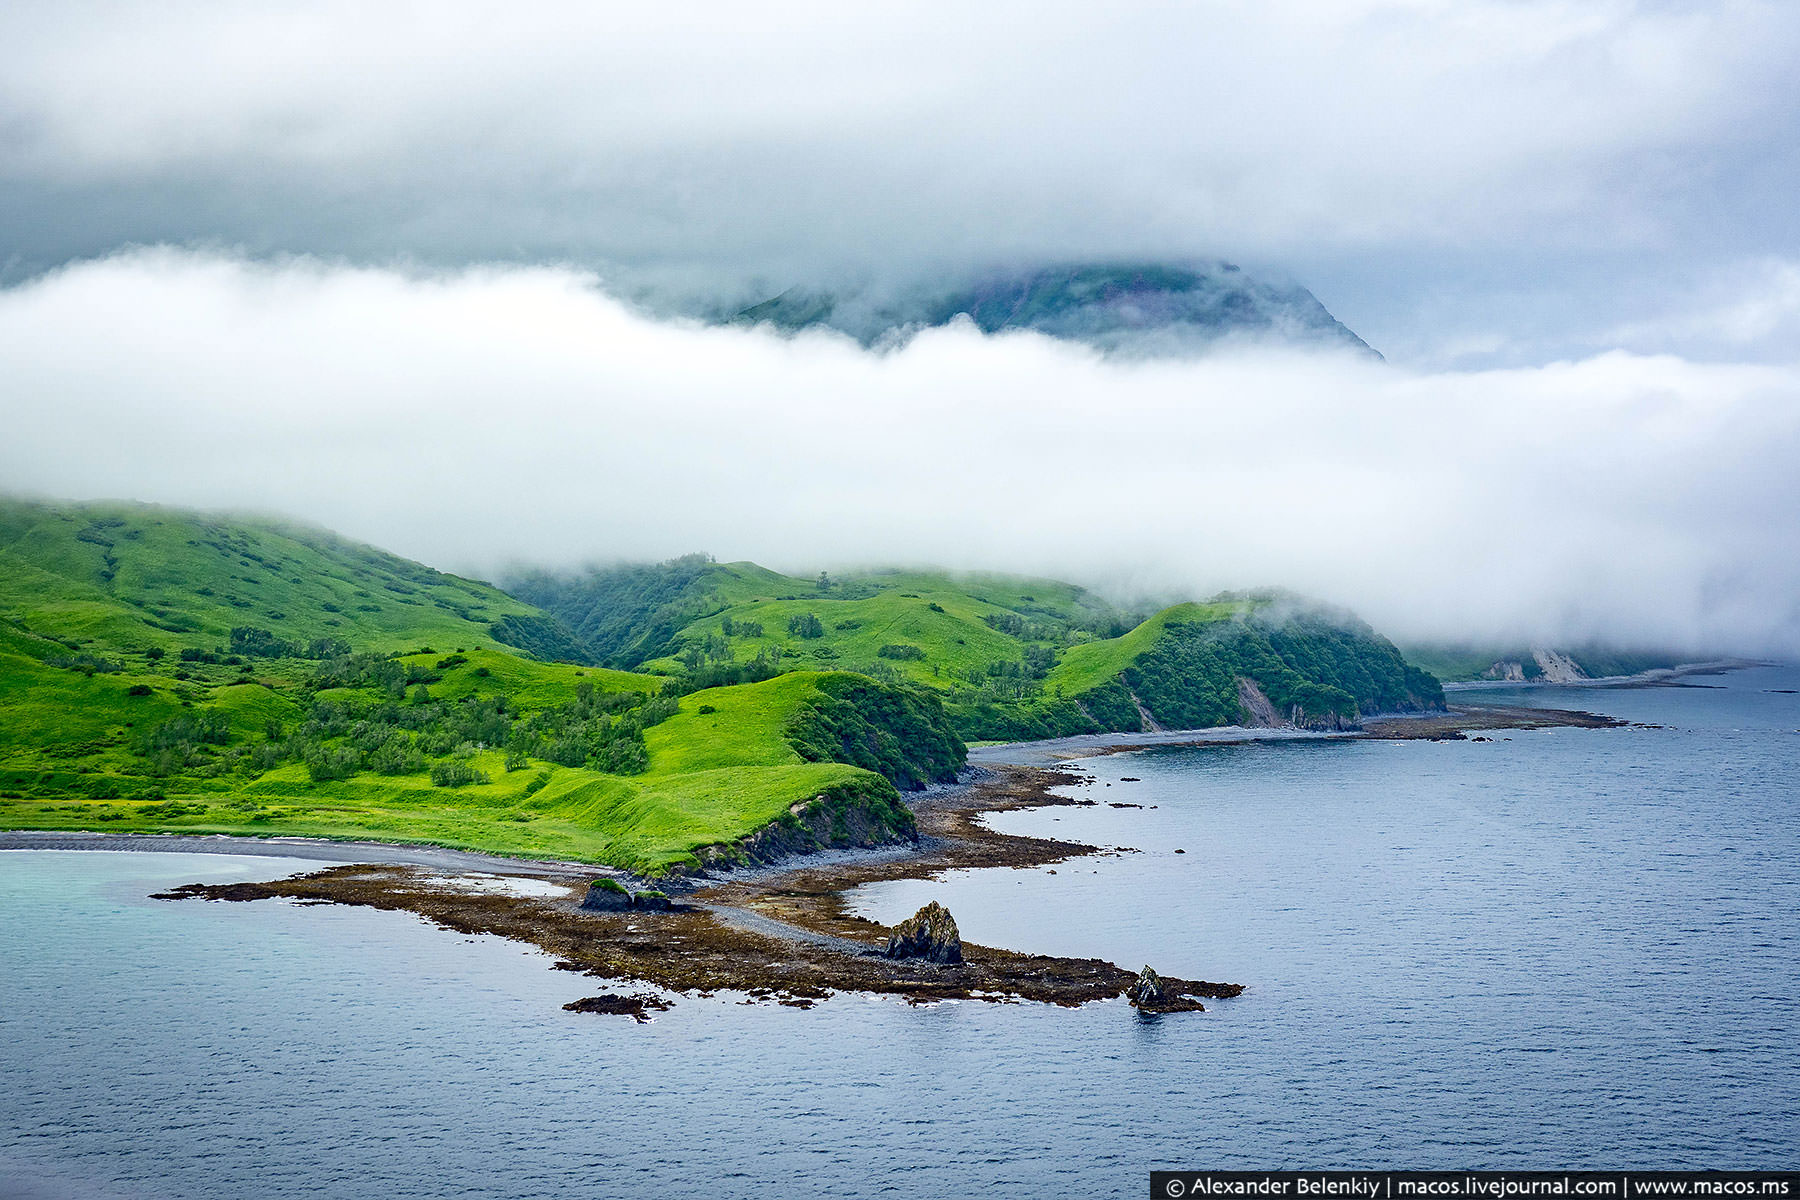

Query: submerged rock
[[885, 901, 962, 964], [1127, 965, 1166, 1009], [580, 879, 633, 912], [563, 993, 672, 1022]]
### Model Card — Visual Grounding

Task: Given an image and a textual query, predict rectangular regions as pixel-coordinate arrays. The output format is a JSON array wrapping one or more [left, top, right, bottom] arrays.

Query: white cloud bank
[[3, 249, 1798, 655], [3, 1, 1799, 364]]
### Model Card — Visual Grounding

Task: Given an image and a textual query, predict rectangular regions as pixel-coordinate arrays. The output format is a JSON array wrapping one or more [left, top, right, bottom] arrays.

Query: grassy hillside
[[0, 500, 957, 873], [1, 497, 1443, 872], [508, 558, 1134, 677], [518, 564, 1442, 741], [1048, 601, 1245, 694], [0, 496, 558, 656]]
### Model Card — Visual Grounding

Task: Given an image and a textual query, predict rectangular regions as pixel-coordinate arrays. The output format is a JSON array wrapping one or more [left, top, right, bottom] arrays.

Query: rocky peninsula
[[141, 701, 1623, 1018]]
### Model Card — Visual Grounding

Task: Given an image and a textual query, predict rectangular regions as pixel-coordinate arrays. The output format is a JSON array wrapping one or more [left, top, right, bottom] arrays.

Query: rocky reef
[[1126, 964, 1213, 1014], [563, 993, 672, 1022]]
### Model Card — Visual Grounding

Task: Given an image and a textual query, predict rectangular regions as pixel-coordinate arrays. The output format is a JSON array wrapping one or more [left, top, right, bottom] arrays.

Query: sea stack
[[885, 902, 962, 964], [1127, 965, 1166, 1010]]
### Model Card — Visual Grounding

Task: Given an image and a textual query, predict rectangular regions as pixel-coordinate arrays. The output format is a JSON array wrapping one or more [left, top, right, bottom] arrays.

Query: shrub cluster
[[131, 648, 683, 785], [786, 676, 966, 791]]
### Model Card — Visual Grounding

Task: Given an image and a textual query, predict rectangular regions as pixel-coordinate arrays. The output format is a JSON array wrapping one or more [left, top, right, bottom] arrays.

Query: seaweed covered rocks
[[581, 880, 674, 912], [581, 879, 633, 911]]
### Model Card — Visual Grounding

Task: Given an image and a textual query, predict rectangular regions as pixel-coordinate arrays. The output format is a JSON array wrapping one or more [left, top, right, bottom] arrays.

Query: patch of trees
[[983, 612, 1027, 637], [666, 648, 785, 696], [787, 613, 825, 639], [133, 710, 233, 776], [310, 651, 444, 696], [50, 652, 123, 676], [720, 617, 764, 639], [430, 761, 489, 788], [679, 633, 735, 671], [878, 644, 926, 661], [486, 613, 590, 665], [786, 676, 966, 790], [132, 648, 685, 784], [502, 553, 720, 666], [228, 626, 350, 659], [519, 682, 673, 774]]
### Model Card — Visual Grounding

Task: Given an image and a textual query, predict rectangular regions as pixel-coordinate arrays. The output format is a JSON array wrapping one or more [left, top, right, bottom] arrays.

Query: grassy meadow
[[1, 497, 1444, 872]]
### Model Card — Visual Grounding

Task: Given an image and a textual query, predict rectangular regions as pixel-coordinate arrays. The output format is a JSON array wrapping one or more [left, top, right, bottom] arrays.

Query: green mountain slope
[[519, 564, 1442, 740], [514, 559, 1134, 677], [0, 496, 553, 656], [1, 498, 1442, 873], [0, 500, 955, 873]]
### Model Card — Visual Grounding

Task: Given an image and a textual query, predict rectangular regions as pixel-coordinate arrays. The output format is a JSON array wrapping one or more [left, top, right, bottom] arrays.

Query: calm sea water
[[3, 667, 1797, 1197]]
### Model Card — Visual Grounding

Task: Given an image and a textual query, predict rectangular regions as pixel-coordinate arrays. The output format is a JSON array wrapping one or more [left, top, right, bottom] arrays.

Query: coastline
[[9, 698, 1633, 1014], [1439, 657, 1762, 691], [0, 830, 611, 879]]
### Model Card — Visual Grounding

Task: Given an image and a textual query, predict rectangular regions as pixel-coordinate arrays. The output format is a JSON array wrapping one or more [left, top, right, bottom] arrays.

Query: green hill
[[0, 500, 953, 873], [0, 498, 1442, 874], [518, 563, 1442, 740], [0, 496, 559, 656]]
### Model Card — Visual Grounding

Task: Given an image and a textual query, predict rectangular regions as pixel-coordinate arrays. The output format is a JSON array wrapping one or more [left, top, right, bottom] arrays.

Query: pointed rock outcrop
[[1127, 965, 1166, 1009], [885, 901, 962, 964]]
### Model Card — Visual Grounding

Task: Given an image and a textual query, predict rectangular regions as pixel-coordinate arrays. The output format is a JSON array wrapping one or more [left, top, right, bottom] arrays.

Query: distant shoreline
[[1440, 658, 1763, 691]]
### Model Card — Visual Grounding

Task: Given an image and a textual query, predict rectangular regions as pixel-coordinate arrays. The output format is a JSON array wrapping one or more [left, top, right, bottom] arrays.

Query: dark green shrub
[[787, 613, 825, 639], [429, 761, 489, 788]]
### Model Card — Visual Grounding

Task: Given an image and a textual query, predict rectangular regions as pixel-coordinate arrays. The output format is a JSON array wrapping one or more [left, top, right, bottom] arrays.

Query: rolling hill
[[1, 497, 1443, 873], [511, 564, 1443, 740]]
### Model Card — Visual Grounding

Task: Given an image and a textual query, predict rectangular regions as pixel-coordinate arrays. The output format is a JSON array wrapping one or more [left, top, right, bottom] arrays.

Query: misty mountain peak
[[727, 262, 1380, 358]]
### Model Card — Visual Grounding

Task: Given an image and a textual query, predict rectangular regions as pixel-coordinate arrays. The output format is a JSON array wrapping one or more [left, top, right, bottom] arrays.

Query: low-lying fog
[[2, 250, 1795, 658]]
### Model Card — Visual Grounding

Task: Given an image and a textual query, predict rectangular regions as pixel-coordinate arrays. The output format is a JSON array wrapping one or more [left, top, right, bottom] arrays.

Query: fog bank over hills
[[4, 3, 1798, 367], [680, 263, 1380, 359], [3, 250, 1797, 661]]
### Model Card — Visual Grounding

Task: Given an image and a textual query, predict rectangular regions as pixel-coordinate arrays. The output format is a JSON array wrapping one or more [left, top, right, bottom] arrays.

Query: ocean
[[3, 665, 1796, 1197]]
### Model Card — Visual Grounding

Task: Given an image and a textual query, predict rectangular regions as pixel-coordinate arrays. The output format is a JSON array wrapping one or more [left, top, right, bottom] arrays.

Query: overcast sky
[[2, 2, 1797, 652]]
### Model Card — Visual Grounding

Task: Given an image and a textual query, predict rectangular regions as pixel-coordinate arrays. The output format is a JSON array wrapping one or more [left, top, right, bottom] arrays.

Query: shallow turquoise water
[[3, 667, 1798, 1197]]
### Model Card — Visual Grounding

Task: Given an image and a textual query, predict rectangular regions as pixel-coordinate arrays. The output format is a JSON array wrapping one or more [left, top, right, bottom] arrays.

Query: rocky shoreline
[[73, 701, 1628, 1017], [151, 758, 1236, 1013]]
